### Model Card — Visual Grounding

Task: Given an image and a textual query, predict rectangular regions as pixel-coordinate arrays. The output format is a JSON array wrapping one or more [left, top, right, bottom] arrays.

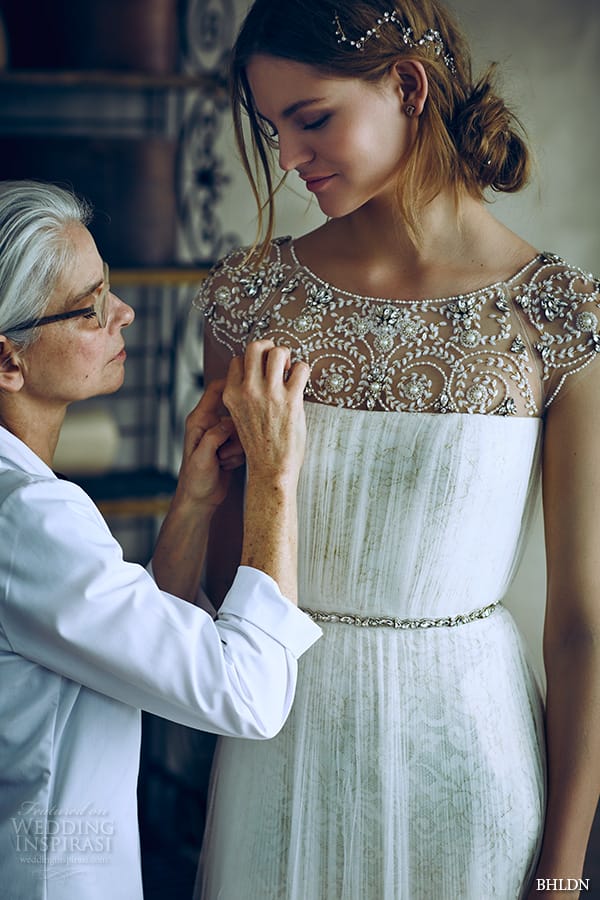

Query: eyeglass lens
[[95, 263, 110, 328]]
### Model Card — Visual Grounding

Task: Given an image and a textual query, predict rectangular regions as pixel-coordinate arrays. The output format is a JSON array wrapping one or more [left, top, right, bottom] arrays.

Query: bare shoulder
[[453, 206, 539, 284]]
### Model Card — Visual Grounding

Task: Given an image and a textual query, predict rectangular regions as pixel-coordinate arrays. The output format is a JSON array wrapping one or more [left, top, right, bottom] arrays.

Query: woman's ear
[[392, 59, 428, 116], [0, 336, 25, 392]]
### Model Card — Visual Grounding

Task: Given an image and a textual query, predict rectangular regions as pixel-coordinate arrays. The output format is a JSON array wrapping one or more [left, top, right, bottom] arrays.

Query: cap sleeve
[[515, 255, 600, 408], [192, 240, 290, 359], [192, 247, 251, 358]]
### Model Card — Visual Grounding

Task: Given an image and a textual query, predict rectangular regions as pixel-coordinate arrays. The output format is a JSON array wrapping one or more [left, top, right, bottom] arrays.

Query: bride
[[194, 1, 600, 897]]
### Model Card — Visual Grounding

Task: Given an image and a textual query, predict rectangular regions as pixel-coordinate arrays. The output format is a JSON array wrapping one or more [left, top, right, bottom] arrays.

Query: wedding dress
[[193, 238, 600, 899]]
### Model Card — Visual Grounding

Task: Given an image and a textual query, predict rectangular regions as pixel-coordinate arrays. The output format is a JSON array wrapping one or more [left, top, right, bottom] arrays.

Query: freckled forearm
[[241, 477, 299, 605], [152, 497, 215, 603]]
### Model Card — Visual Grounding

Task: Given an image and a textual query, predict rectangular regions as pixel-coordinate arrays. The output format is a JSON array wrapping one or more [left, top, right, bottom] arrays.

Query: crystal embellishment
[[308, 286, 334, 307], [375, 334, 395, 353], [510, 336, 527, 355], [460, 329, 480, 348], [448, 296, 478, 323], [398, 315, 420, 342], [466, 384, 488, 405], [539, 286, 568, 321], [400, 373, 430, 405], [214, 285, 232, 304], [294, 313, 313, 333], [576, 311, 598, 332], [325, 373, 345, 393], [195, 238, 600, 416], [241, 275, 263, 298]]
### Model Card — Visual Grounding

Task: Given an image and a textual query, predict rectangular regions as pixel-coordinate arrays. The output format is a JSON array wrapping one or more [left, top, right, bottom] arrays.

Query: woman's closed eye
[[302, 114, 330, 131], [259, 112, 330, 147]]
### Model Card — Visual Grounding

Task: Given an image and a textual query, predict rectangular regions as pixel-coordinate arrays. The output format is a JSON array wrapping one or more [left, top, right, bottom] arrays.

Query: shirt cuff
[[219, 566, 322, 658]]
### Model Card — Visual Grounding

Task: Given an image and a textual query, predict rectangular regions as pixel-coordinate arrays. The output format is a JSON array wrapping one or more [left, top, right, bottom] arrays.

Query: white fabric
[[0, 425, 321, 900], [197, 404, 546, 900]]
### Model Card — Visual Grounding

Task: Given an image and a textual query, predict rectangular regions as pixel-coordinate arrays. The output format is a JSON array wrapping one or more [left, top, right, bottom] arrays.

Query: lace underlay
[[195, 237, 600, 416]]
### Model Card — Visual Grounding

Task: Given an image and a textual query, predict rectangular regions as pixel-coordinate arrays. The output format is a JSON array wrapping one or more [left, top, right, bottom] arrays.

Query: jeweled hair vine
[[333, 9, 457, 74]]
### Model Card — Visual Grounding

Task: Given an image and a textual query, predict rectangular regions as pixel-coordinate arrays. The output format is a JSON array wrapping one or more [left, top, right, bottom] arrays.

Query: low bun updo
[[450, 67, 530, 195]]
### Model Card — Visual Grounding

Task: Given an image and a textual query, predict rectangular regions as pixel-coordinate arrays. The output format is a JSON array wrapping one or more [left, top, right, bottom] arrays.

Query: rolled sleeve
[[0, 477, 321, 740], [219, 566, 322, 657]]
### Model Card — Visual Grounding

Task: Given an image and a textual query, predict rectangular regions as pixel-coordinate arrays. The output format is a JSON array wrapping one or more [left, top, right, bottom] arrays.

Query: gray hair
[[0, 180, 92, 349]]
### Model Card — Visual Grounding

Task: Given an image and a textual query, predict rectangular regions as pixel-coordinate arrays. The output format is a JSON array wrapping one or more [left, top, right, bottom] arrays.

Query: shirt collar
[[0, 425, 57, 479]]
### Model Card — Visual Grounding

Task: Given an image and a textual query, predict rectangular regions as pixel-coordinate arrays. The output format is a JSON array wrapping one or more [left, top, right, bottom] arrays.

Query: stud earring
[[404, 104, 416, 117]]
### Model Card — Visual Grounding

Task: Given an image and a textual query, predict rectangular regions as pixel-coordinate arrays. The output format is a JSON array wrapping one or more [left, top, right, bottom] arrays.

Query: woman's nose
[[109, 291, 135, 329], [277, 132, 314, 172]]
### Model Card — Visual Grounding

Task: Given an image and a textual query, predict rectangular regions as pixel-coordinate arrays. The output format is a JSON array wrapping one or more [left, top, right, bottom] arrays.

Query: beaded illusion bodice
[[195, 237, 600, 416]]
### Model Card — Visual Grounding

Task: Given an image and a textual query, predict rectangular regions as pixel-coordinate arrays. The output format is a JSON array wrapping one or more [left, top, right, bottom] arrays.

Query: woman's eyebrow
[[63, 276, 103, 310], [257, 97, 326, 126], [281, 98, 326, 118]]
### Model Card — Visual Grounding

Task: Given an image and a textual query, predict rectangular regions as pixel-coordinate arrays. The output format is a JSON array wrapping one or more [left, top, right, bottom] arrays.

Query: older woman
[[0, 179, 320, 900]]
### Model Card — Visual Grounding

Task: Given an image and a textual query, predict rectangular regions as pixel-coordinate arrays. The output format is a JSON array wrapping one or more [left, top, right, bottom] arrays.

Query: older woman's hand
[[222, 340, 310, 488], [176, 379, 244, 511]]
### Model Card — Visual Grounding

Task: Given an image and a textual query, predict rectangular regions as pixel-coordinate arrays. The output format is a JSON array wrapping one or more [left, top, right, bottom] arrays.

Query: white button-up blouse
[[0, 426, 321, 900]]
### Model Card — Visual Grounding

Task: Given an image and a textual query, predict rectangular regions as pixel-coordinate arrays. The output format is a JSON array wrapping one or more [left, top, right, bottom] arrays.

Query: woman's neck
[[297, 189, 537, 300], [0, 398, 65, 467]]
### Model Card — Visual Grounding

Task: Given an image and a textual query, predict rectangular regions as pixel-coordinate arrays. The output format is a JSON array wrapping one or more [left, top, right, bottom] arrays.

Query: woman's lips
[[302, 174, 335, 193]]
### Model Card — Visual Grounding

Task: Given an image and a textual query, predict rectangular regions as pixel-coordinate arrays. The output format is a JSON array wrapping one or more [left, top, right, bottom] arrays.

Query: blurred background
[[0, 0, 597, 896]]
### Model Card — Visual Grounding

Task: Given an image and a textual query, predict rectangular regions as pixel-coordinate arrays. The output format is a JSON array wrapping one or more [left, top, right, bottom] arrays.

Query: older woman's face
[[21, 224, 134, 407]]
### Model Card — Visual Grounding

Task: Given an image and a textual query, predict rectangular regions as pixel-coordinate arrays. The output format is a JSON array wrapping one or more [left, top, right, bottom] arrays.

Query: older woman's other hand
[[176, 379, 245, 511]]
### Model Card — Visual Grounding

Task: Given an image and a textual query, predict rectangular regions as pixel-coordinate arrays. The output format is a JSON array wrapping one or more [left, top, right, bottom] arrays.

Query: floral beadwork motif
[[194, 239, 600, 416]]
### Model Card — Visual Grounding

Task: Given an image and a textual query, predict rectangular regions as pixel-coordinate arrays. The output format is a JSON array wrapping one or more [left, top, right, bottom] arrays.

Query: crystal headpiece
[[334, 9, 457, 75]]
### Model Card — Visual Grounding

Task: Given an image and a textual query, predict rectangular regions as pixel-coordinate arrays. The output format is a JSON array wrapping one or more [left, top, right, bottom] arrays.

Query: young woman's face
[[246, 54, 414, 218], [21, 224, 134, 408]]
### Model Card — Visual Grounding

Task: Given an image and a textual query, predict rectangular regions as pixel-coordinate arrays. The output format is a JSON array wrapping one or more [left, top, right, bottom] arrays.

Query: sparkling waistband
[[300, 600, 500, 630]]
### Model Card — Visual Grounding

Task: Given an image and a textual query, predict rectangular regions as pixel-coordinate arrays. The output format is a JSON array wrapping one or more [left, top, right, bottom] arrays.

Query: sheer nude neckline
[[199, 240, 598, 416]]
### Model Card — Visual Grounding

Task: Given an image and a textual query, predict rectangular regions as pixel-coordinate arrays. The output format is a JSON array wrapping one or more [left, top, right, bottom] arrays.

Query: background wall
[[208, 0, 600, 682], [454, 0, 600, 681]]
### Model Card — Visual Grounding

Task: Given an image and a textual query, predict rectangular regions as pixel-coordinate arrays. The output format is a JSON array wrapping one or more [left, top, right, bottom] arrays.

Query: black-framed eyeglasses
[[8, 262, 111, 333]]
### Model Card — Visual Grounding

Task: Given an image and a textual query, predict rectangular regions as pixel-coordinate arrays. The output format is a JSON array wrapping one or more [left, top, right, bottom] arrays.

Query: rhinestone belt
[[300, 600, 500, 630]]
